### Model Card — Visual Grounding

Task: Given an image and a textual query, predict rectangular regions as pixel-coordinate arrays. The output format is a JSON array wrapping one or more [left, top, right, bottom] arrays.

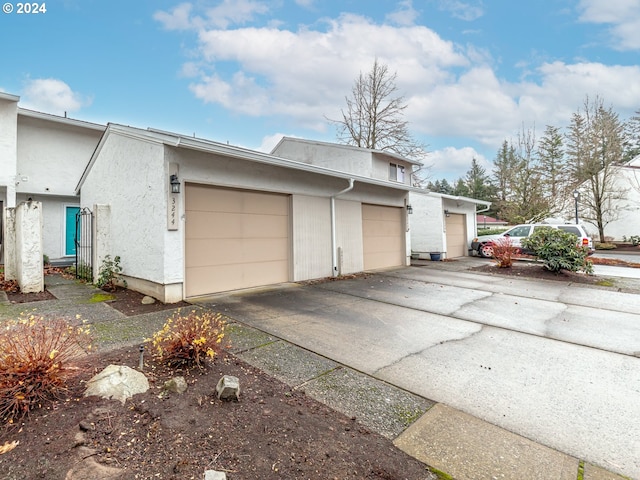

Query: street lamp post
[[573, 190, 580, 224]]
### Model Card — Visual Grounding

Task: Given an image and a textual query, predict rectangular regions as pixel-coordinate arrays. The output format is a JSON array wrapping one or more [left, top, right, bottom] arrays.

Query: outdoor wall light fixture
[[406, 204, 413, 214], [170, 174, 180, 194], [444, 209, 450, 217]]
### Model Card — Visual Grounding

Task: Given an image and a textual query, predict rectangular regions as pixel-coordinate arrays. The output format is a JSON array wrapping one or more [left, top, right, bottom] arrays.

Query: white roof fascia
[[273, 136, 423, 166], [18, 108, 105, 132], [0, 92, 20, 102], [417, 189, 491, 207]]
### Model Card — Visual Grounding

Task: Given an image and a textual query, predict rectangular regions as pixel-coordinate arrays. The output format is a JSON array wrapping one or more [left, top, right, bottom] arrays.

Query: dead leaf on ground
[[0, 440, 19, 454]]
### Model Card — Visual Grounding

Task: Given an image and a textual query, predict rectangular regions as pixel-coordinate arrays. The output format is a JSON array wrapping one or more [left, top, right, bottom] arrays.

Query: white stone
[[84, 365, 149, 404], [216, 375, 240, 401], [204, 470, 227, 480], [163, 376, 188, 394], [141, 295, 156, 305]]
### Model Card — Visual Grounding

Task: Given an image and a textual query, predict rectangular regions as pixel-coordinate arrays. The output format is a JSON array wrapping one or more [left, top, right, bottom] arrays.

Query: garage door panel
[[243, 192, 289, 214], [363, 220, 403, 237], [242, 238, 288, 263], [445, 214, 466, 258], [186, 211, 243, 239], [242, 214, 288, 237], [185, 185, 290, 297], [362, 204, 404, 270]]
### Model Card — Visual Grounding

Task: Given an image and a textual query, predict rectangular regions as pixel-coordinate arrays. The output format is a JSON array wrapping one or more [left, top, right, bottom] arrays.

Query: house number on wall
[[168, 194, 179, 231]]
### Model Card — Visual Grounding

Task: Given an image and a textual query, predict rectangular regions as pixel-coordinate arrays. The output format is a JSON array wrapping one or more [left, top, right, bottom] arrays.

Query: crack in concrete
[[372, 326, 485, 377]]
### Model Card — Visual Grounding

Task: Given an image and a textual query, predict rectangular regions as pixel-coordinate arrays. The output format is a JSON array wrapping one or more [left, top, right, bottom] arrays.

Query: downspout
[[331, 178, 355, 277]]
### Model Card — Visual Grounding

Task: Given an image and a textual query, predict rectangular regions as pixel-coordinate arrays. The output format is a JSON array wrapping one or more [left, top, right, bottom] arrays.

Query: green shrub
[[148, 310, 226, 369], [477, 227, 509, 236], [492, 236, 517, 268], [521, 227, 593, 274], [95, 255, 124, 291], [595, 242, 617, 250], [0, 316, 92, 424]]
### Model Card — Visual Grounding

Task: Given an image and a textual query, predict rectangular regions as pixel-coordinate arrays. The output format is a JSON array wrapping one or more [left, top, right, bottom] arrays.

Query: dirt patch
[[471, 262, 606, 285], [0, 346, 435, 480], [106, 288, 191, 317]]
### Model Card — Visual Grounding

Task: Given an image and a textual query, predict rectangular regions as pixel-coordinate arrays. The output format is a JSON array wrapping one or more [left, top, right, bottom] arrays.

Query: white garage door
[[185, 185, 289, 297], [445, 213, 466, 258], [362, 204, 404, 270]]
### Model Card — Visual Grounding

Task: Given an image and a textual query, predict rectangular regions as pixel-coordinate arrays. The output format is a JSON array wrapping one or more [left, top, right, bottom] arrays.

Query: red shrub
[[492, 236, 518, 268], [0, 316, 92, 425]]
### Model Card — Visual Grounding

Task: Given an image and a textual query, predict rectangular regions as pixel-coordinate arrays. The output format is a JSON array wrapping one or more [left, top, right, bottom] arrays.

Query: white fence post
[[15, 200, 43, 293]]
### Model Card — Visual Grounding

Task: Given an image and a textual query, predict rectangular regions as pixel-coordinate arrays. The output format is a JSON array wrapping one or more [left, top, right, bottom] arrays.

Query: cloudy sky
[[2, 0, 639, 181]]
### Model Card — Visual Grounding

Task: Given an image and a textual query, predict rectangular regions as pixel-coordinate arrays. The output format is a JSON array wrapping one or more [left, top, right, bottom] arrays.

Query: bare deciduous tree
[[566, 96, 627, 241], [330, 59, 428, 173]]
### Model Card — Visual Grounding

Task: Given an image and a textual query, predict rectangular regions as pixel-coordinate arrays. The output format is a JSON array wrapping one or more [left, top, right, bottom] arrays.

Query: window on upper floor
[[389, 163, 405, 182]]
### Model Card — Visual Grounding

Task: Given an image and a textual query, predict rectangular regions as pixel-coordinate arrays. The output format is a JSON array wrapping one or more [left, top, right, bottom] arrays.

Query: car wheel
[[479, 243, 494, 258]]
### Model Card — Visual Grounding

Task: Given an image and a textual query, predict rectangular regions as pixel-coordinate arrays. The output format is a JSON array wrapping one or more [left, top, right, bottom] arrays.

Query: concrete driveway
[[199, 260, 640, 479]]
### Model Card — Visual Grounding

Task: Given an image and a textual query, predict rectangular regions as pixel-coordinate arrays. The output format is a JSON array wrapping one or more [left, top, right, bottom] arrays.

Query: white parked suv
[[471, 223, 594, 258]]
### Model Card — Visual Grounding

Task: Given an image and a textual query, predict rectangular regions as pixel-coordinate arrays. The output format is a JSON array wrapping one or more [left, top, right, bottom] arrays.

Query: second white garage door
[[445, 213, 467, 258], [185, 185, 290, 297], [362, 204, 404, 270]]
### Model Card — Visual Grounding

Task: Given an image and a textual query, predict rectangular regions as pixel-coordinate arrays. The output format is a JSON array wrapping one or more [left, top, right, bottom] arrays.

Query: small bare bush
[[0, 316, 92, 425], [149, 310, 226, 368], [492, 236, 518, 268]]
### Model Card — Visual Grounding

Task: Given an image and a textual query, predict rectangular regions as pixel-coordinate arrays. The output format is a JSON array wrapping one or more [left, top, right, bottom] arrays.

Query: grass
[[88, 293, 116, 303]]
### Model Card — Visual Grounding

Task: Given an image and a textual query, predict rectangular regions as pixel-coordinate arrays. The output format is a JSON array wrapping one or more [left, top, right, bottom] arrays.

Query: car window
[[558, 226, 580, 236], [532, 226, 553, 234], [505, 226, 531, 237]]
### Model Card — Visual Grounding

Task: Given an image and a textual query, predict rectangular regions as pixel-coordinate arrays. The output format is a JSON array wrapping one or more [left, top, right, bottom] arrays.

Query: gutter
[[331, 178, 355, 276]]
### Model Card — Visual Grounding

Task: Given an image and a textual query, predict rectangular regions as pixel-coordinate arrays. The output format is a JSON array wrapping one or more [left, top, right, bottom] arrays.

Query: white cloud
[[427, 146, 490, 182], [153, 3, 196, 31], [21, 78, 91, 114], [386, 0, 420, 26], [578, 0, 640, 50], [257, 132, 288, 153], [182, 13, 467, 131], [154, 0, 270, 31], [437, 0, 485, 21], [156, 4, 640, 163]]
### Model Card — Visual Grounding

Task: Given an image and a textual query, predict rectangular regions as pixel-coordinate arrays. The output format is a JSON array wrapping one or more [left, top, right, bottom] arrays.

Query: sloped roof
[[76, 124, 424, 194], [272, 136, 424, 166]]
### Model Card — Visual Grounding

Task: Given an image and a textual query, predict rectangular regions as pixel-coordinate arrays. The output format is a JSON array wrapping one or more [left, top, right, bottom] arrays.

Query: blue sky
[[2, 0, 639, 182]]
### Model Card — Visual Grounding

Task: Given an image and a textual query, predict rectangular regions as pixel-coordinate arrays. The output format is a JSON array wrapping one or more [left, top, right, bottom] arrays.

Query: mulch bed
[[106, 287, 191, 317], [0, 346, 436, 480]]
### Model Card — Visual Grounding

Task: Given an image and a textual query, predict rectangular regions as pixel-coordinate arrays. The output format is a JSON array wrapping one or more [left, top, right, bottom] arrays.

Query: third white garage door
[[445, 213, 467, 258], [362, 204, 404, 270], [185, 185, 289, 297]]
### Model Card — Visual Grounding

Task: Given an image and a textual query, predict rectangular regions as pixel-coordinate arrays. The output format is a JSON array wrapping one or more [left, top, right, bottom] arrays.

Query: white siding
[[292, 195, 332, 281], [336, 199, 364, 274]]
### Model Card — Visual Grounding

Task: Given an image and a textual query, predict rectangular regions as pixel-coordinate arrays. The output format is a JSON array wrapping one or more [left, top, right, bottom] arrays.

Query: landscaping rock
[[141, 295, 156, 305], [216, 375, 240, 401], [84, 365, 149, 404], [164, 376, 188, 394], [204, 470, 227, 480]]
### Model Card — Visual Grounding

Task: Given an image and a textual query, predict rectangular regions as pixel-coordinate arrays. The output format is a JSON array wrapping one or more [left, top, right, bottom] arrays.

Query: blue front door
[[65, 206, 80, 256]]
